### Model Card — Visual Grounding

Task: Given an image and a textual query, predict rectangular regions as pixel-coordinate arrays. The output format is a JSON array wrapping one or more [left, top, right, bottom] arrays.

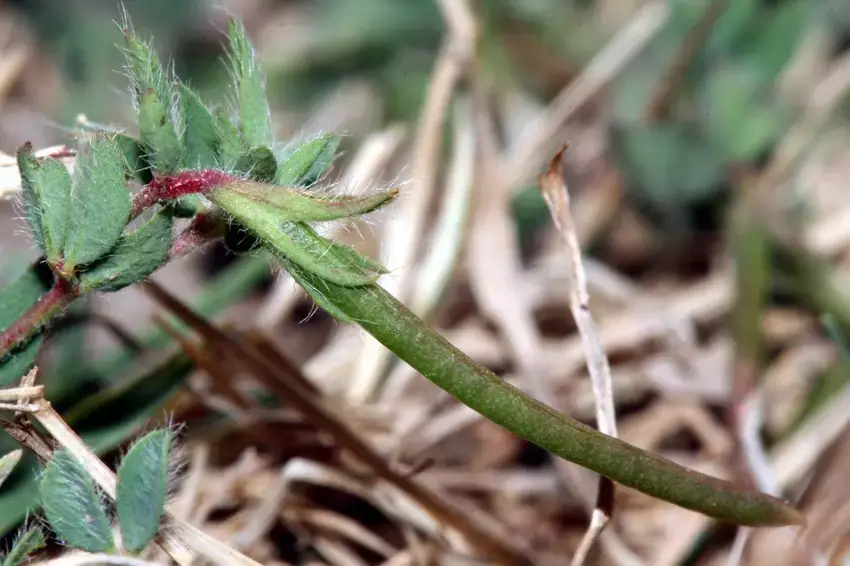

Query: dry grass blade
[[539, 146, 619, 566], [140, 280, 537, 566]]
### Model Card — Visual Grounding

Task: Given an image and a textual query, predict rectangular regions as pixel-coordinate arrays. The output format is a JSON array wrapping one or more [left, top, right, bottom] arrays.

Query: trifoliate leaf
[[2, 525, 45, 566], [227, 18, 273, 148], [63, 134, 132, 273], [275, 133, 340, 187], [235, 147, 277, 182], [116, 429, 171, 554], [79, 210, 174, 293], [16, 143, 72, 264], [179, 83, 219, 169], [40, 449, 114, 553], [0, 263, 52, 385], [139, 89, 184, 174]]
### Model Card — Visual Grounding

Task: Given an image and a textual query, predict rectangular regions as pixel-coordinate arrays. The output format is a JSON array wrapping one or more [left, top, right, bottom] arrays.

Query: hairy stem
[[0, 279, 77, 360], [287, 264, 804, 527]]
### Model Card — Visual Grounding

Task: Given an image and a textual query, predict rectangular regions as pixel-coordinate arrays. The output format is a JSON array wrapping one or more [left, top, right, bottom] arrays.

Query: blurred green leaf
[[79, 209, 174, 292], [0, 451, 22, 490], [737, 1, 811, 83], [40, 449, 114, 553], [117, 429, 171, 553], [613, 124, 725, 209], [16, 144, 72, 264], [701, 63, 791, 161], [0, 264, 52, 385], [63, 135, 132, 272]]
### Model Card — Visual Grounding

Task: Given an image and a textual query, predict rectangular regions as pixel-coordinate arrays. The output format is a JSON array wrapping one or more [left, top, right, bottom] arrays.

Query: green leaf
[[216, 181, 398, 222], [0, 352, 193, 539], [708, 0, 759, 55], [79, 209, 174, 293], [612, 124, 725, 210], [209, 189, 382, 286], [115, 134, 153, 184], [116, 429, 171, 553], [139, 89, 184, 174], [39, 449, 114, 553], [701, 63, 790, 161], [215, 112, 246, 169], [738, 1, 810, 83], [275, 133, 340, 187], [16, 144, 72, 264], [0, 264, 52, 385], [227, 18, 273, 148], [122, 29, 172, 107], [179, 83, 219, 169], [0, 450, 22, 490], [63, 134, 132, 273], [236, 147, 278, 183], [2, 525, 45, 566]]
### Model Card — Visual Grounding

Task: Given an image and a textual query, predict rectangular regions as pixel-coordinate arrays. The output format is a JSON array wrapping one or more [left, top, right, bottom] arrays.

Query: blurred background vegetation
[[2, 0, 850, 564]]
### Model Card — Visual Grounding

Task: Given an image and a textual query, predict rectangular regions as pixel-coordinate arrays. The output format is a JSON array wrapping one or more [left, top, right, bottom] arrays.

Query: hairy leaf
[[122, 29, 172, 107], [139, 89, 184, 174], [40, 449, 114, 553], [116, 429, 171, 553], [235, 147, 277, 182], [2, 525, 45, 566], [209, 189, 382, 286], [115, 134, 153, 184], [227, 18, 273, 148], [16, 144, 72, 264], [179, 83, 219, 169], [63, 134, 132, 272], [217, 181, 397, 222], [0, 264, 52, 385], [215, 112, 246, 169], [79, 209, 174, 292], [275, 133, 340, 186]]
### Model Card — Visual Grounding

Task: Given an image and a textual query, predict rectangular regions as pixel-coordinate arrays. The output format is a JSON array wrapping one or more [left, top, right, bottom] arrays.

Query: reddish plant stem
[[0, 279, 79, 360], [131, 170, 236, 217]]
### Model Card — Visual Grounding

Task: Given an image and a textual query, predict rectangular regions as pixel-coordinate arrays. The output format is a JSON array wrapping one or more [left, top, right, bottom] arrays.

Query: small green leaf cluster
[[37, 429, 172, 556], [1, 16, 396, 383], [610, 0, 811, 214]]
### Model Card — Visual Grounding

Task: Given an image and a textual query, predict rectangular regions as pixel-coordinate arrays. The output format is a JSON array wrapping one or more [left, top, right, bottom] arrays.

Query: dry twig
[[539, 146, 620, 566]]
